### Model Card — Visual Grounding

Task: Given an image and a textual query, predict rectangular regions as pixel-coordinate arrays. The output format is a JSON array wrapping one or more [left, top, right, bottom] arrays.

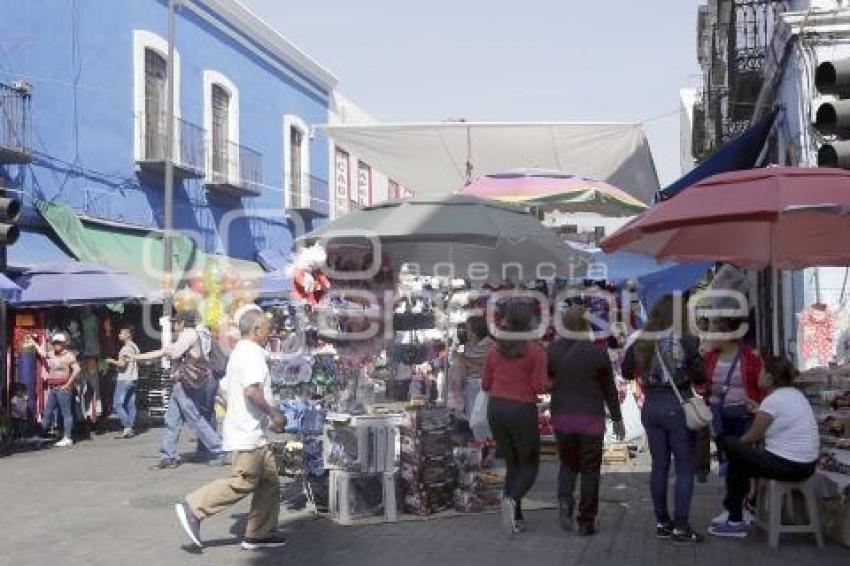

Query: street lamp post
[[162, 0, 178, 346]]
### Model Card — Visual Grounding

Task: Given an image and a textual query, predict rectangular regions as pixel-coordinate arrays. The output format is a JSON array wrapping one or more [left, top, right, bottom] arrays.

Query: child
[[10, 383, 35, 440]]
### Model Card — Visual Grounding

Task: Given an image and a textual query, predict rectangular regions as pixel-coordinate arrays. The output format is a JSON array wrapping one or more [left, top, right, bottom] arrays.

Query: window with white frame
[[132, 30, 180, 162], [284, 114, 310, 208], [203, 71, 239, 183]]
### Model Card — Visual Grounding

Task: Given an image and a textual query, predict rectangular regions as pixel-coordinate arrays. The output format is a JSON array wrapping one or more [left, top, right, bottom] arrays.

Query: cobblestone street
[[1, 430, 847, 566]]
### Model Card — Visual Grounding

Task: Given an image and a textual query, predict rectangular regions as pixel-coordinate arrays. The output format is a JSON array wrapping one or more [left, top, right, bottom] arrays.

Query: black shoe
[[696, 470, 709, 484], [153, 458, 180, 470], [656, 522, 675, 539], [241, 534, 288, 550], [175, 501, 203, 548], [558, 499, 574, 532], [671, 526, 704, 544], [578, 523, 597, 537]]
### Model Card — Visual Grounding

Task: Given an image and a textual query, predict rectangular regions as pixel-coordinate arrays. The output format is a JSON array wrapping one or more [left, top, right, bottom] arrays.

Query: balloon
[[205, 296, 223, 329], [190, 277, 206, 295], [173, 288, 199, 312]]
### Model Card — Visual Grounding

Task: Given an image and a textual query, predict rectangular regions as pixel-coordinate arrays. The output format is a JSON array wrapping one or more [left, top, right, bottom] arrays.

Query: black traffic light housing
[[815, 59, 850, 168], [0, 195, 21, 245]]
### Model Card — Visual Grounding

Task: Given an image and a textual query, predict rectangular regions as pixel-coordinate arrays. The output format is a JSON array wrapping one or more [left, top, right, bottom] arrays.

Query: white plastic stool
[[756, 477, 824, 549]]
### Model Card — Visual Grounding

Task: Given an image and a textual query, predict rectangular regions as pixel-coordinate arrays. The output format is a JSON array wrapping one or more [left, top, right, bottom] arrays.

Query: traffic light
[[0, 192, 21, 245], [814, 59, 850, 168]]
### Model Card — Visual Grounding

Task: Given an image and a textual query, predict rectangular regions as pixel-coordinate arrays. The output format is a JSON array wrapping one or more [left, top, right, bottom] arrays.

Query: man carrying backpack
[[134, 310, 225, 469]]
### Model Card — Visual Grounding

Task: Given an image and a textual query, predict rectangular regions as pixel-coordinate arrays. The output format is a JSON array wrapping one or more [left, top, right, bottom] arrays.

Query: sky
[[242, 0, 705, 187]]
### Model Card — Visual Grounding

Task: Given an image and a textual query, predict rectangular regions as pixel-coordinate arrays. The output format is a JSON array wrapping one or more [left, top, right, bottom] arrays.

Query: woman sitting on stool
[[708, 356, 819, 539]]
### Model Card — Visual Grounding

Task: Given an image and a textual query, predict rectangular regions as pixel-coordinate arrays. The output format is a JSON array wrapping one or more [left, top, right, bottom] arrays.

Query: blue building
[[0, 0, 336, 284]]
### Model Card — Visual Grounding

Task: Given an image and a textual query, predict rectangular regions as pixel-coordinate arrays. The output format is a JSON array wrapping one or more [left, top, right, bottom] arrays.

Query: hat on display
[[51, 332, 68, 344]]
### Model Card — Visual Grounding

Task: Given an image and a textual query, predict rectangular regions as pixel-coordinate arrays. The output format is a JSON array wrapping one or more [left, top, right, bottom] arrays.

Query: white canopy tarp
[[321, 122, 660, 203]]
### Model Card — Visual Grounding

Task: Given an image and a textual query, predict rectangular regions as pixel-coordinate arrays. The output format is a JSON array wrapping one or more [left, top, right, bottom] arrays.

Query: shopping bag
[[470, 391, 492, 441]]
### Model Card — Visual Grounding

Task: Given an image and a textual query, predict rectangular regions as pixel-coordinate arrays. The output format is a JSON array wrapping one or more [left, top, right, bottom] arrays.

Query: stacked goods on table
[[453, 442, 503, 513], [400, 407, 457, 515], [797, 365, 850, 547], [324, 415, 399, 524], [136, 363, 171, 423]]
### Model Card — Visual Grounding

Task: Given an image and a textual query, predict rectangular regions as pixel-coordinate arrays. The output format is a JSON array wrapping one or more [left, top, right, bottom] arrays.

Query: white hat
[[51, 332, 68, 343]]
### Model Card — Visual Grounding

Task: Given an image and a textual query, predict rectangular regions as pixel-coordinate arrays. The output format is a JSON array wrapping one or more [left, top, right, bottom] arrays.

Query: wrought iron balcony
[[287, 173, 330, 217], [205, 140, 263, 198], [135, 111, 206, 181], [0, 82, 33, 164]]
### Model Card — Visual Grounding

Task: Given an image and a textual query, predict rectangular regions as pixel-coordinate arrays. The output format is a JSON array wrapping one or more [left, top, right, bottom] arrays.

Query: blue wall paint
[[0, 0, 330, 260]]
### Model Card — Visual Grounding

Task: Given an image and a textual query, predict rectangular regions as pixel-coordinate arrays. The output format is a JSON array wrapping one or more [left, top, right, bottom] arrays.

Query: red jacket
[[701, 345, 766, 403]]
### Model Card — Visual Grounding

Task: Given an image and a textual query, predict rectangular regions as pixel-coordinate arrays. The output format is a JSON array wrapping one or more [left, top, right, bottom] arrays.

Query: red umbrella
[[601, 167, 850, 270]]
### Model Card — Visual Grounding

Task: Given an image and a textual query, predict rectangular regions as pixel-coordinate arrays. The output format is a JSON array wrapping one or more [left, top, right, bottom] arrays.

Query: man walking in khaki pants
[[175, 309, 287, 551]]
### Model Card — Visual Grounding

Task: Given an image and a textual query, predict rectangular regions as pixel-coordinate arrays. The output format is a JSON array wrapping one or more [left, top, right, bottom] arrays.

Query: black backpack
[[208, 340, 229, 381]]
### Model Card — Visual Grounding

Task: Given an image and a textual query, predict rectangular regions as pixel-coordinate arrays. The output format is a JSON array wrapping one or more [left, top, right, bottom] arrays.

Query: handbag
[[655, 343, 712, 431]]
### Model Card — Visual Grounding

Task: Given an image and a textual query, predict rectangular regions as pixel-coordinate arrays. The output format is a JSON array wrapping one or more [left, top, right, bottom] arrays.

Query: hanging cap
[[51, 333, 68, 344]]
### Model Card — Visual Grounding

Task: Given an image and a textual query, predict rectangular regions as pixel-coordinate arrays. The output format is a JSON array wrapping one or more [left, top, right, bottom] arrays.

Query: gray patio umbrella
[[297, 195, 587, 283]]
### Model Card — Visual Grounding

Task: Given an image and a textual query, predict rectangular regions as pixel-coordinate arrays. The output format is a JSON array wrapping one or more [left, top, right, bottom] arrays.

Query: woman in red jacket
[[702, 316, 765, 525], [482, 301, 548, 536]]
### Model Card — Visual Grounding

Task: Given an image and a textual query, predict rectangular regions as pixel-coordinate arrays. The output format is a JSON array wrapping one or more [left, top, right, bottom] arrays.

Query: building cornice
[[187, 0, 338, 95]]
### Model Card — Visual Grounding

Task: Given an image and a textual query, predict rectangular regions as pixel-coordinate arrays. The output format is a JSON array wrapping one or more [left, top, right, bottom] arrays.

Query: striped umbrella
[[459, 169, 648, 217]]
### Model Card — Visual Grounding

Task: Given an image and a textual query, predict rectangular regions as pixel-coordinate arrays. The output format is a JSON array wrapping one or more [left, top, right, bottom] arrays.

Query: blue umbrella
[[14, 262, 151, 307], [0, 273, 22, 302]]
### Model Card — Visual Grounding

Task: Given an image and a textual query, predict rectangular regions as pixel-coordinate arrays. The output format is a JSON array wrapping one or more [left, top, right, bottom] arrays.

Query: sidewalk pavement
[[0, 429, 847, 566]]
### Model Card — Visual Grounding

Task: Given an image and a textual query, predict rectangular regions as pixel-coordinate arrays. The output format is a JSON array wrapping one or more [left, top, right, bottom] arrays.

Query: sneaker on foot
[[671, 527, 705, 543], [241, 534, 288, 550], [656, 522, 675, 539], [175, 501, 203, 547], [558, 499, 574, 532], [708, 521, 749, 539], [712, 509, 755, 526], [122, 428, 135, 439], [500, 497, 518, 535], [578, 523, 597, 537], [153, 458, 180, 470], [55, 437, 73, 448]]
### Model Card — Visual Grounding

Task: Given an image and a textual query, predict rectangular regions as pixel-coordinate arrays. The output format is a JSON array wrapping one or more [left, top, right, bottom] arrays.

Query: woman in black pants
[[482, 302, 548, 536]]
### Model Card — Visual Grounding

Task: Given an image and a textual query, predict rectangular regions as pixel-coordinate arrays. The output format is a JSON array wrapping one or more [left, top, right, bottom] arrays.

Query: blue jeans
[[113, 380, 137, 430], [194, 376, 219, 454], [159, 382, 222, 461], [641, 390, 697, 530], [41, 387, 74, 440]]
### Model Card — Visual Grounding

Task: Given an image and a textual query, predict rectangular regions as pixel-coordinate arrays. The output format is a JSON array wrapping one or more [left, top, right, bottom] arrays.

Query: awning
[[36, 201, 200, 292], [257, 249, 292, 272], [659, 109, 778, 200], [208, 255, 266, 280], [322, 122, 660, 203], [8, 229, 76, 270], [637, 261, 714, 311]]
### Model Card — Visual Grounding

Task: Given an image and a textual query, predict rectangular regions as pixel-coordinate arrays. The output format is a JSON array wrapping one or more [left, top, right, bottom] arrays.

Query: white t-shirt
[[759, 387, 819, 463], [221, 339, 273, 452], [117, 341, 140, 382]]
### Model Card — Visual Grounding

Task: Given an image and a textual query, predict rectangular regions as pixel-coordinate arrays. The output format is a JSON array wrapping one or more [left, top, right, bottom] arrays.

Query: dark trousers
[[556, 432, 604, 526], [695, 427, 711, 477], [719, 437, 816, 522], [488, 396, 540, 515], [641, 390, 696, 530], [194, 377, 219, 455]]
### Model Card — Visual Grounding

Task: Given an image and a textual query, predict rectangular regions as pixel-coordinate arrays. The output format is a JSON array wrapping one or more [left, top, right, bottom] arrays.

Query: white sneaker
[[55, 437, 74, 448], [711, 509, 755, 527]]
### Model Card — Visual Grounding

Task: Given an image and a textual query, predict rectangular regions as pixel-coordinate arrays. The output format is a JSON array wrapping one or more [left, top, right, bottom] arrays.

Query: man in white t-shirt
[[107, 326, 140, 438], [708, 357, 819, 539], [174, 309, 287, 551]]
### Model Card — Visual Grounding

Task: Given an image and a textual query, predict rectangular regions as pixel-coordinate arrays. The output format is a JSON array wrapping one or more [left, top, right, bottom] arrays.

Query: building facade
[[327, 93, 412, 219], [0, 0, 336, 277]]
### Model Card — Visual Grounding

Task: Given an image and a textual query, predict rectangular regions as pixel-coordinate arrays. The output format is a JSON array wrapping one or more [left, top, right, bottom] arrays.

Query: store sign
[[357, 161, 371, 205], [388, 180, 400, 200], [335, 148, 350, 216]]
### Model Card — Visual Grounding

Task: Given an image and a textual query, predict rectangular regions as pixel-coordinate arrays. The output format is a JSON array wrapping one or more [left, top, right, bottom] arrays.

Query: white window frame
[[133, 30, 181, 163], [283, 114, 310, 208], [203, 70, 240, 184]]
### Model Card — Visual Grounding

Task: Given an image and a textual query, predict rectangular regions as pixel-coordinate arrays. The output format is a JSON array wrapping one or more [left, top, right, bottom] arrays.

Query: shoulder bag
[[656, 343, 712, 431]]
